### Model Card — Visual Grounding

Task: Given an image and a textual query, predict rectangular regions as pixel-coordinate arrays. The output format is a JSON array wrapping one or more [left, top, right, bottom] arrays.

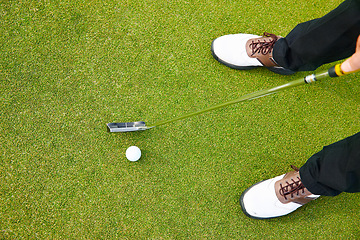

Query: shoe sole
[[211, 40, 295, 75]]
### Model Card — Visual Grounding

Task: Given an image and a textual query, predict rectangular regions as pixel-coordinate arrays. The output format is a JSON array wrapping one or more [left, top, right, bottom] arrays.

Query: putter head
[[107, 121, 149, 133]]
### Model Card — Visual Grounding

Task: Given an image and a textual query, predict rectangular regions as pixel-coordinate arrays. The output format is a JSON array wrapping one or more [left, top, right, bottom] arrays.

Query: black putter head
[[107, 121, 149, 133]]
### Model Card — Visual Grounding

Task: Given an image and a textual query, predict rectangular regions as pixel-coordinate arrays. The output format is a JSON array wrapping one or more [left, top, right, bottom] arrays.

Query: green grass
[[1, 0, 360, 238]]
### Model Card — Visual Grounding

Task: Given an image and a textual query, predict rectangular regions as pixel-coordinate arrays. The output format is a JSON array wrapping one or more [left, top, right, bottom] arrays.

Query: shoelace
[[249, 32, 278, 56], [278, 165, 306, 201]]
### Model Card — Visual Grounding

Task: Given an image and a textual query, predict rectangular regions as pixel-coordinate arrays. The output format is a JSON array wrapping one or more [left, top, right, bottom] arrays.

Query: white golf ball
[[126, 146, 141, 162]]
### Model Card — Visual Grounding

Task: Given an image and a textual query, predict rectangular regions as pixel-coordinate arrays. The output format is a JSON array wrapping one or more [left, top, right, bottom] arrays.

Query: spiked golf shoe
[[211, 32, 295, 75], [240, 166, 320, 219]]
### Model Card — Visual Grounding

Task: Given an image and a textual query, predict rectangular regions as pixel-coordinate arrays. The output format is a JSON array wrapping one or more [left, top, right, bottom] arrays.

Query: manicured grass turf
[[1, 0, 359, 238]]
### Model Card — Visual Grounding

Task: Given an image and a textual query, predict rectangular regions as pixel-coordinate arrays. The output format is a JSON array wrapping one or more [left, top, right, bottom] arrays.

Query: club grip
[[328, 64, 345, 78]]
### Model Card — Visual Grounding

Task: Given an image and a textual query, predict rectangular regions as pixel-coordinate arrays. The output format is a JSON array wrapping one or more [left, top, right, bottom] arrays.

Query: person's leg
[[211, 0, 360, 74], [300, 131, 360, 196], [240, 132, 360, 219], [274, 0, 360, 72]]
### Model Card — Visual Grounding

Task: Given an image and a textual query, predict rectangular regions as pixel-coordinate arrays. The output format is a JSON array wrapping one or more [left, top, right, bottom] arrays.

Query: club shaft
[[107, 64, 356, 133], [149, 70, 330, 128]]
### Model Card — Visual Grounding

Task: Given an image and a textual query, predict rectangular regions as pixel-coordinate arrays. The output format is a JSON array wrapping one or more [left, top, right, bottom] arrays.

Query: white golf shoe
[[211, 32, 295, 75], [240, 165, 320, 219]]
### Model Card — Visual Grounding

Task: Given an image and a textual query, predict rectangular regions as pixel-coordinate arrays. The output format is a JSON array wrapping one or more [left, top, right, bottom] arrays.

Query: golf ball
[[126, 146, 141, 162]]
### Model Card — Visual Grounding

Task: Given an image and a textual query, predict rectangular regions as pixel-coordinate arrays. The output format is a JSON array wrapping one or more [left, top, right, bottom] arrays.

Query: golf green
[[1, 0, 359, 238]]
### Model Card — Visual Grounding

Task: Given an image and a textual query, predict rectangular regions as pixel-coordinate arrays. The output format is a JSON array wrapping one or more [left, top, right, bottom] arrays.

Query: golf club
[[107, 64, 352, 133]]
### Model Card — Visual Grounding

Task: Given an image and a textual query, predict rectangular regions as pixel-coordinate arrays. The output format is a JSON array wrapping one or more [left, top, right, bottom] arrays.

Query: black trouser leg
[[273, 0, 360, 72], [299, 132, 360, 196]]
